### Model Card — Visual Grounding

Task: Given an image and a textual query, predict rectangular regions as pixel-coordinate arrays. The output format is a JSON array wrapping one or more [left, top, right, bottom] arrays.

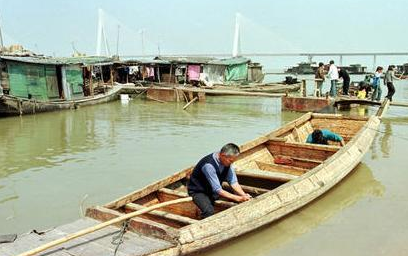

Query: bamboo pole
[[16, 197, 192, 256], [146, 95, 167, 103], [183, 96, 198, 110], [89, 65, 94, 96]]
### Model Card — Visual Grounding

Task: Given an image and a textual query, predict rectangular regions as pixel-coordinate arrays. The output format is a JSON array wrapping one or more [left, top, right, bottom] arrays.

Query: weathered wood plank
[[266, 141, 339, 162], [255, 161, 307, 176], [288, 156, 323, 169], [105, 167, 192, 209], [86, 206, 179, 243], [267, 112, 312, 138], [56, 218, 174, 256], [125, 203, 198, 225], [311, 113, 369, 121], [237, 169, 298, 182], [156, 188, 236, 218], [223, 183, 270, 195]]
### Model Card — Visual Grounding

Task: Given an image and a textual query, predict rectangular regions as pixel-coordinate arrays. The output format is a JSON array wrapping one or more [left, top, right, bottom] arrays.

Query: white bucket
[[120, 94, 130, 104], [120, 94, 130, 100]]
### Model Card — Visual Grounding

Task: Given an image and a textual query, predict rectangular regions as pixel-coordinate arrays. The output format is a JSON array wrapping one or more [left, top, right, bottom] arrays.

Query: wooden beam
[[158, 188, 237, 210], [237, 169, 298, 182], [266, 141, 339, 162], [267, 112, 312, 137], [255, 161, 306, 176], [311, 113, 369, 121], [104, 167, 192, 209], [222, 183, 269, 195], [147, 95, 167, 103], [289, 156, 323, 169], [125, 203, 198, 225], [86, 206, 179, 243], [183, 96, 198, 110]]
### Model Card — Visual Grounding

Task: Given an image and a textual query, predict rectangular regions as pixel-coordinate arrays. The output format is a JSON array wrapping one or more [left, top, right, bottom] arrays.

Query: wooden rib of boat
[[5, 101, 388, 256], [0, 86, 122, 116]]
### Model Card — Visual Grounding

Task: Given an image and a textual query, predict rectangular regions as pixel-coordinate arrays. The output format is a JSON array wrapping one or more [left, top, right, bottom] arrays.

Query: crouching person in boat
[[307, 129, 345, 146], [188, 143, 252, 219]]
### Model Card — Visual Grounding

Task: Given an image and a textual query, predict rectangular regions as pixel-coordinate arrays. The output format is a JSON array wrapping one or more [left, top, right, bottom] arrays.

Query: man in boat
[[187, 143, 252, 219], [306, 129, 345, 146]]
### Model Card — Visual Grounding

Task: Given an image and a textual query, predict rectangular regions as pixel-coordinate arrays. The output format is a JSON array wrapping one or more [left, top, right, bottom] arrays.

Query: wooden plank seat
[[255, 161, 307, 176], [236, 169, 298, 182], [125, 203, 198, 226], [222, 183, 270, 196], [158, 188, 237, 208]]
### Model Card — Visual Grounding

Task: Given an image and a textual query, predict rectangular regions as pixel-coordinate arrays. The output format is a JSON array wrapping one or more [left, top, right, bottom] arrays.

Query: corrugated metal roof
[[208, 57, 250, 66], [0, 56, 114, 65], [117, 57, 170, 65], [154, 56, 216, 64]]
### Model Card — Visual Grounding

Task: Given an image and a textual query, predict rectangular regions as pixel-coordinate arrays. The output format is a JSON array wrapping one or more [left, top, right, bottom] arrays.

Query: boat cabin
[[0, 56, 114, 100]]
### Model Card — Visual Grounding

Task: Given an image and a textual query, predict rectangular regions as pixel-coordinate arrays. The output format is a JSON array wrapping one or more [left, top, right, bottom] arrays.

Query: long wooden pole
[[183, 96, 198, 110], [17, 197, 192, 256]]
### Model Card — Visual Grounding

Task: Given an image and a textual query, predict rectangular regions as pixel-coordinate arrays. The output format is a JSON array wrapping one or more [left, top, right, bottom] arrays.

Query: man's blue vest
[[187, 153, 229, 200]]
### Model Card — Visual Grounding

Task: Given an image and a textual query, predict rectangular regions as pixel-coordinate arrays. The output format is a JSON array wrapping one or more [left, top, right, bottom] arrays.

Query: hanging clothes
[[187, 65, 200, 81], [142, 66, 148, 79], [148, 66, 155, 77], [128, 66, 139, 75]]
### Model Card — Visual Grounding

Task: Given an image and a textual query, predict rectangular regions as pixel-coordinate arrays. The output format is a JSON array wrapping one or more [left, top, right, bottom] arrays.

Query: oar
[[17, 197, 193, 256]]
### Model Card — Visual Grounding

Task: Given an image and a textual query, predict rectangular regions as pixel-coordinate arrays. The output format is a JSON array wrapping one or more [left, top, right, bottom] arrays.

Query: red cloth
[[187, 65, 200, 81]]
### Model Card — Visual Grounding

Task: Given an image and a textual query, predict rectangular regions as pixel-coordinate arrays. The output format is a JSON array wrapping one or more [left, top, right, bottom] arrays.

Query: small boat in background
[[0, 86, 121, 116], [0, 55, 118, 116]]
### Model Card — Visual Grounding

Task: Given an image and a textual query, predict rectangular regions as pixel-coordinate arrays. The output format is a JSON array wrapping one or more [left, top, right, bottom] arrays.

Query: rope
[[111, 220, 130, 256]]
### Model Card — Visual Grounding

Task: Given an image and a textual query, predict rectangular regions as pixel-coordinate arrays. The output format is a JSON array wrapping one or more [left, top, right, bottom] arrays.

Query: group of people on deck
[[315, 60, 401, 101], [315, 60, 350, 98], [357, 65, 401, 102], [188, 128, 343, 219]]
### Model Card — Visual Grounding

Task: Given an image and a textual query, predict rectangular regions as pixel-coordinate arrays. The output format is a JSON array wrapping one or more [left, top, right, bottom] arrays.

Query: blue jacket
[[306, 129, 343, 144]]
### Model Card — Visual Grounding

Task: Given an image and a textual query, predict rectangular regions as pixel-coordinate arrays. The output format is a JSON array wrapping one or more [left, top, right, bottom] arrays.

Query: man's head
[[319, 62, 324, 67], [312, 129, 328, 145], [219, 143, 240, 167], [329, 60, 334, 65]]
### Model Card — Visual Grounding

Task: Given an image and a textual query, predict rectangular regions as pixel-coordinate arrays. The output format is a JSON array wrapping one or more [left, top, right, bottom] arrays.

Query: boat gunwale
[[1, 85, 121, 105]]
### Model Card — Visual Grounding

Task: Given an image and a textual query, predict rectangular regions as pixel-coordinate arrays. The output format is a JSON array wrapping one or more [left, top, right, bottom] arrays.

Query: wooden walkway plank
[[4, 218, 175, 256]]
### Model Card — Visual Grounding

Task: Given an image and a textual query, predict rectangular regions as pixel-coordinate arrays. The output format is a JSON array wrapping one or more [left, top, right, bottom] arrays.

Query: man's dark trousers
[[191, 192, 215, 219]]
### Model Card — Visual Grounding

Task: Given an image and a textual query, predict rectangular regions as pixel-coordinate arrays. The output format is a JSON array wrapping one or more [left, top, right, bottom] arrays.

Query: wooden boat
[[0, 86, 122, 116], [212, 82, 301, 94], [4, 102, 388, 256]]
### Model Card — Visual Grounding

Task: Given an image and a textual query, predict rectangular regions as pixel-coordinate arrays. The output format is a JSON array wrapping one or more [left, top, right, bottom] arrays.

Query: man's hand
[[218, 189, 252, 203], [235, 193, 252, 202]]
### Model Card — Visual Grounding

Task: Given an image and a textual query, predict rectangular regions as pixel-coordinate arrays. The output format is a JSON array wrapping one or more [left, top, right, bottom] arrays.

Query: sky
[[0, 0, 407, 69]]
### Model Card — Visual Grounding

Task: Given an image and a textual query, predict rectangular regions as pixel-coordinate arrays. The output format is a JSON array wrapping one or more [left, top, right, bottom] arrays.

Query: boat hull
[[0, 86, 121, 116]]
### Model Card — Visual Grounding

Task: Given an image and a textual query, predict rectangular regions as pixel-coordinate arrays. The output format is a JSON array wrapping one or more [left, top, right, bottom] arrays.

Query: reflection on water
[[204, 163, 384, 256], [0, 109, 115, 178], [380, 121, 392, 158]]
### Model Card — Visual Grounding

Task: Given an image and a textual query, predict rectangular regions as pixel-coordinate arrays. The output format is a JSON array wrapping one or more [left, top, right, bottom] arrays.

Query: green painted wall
[[225, 63, 248, 82], [65, 66, 83, 99], [7, 62, 57, 101], [45, 66, 60, 99]]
